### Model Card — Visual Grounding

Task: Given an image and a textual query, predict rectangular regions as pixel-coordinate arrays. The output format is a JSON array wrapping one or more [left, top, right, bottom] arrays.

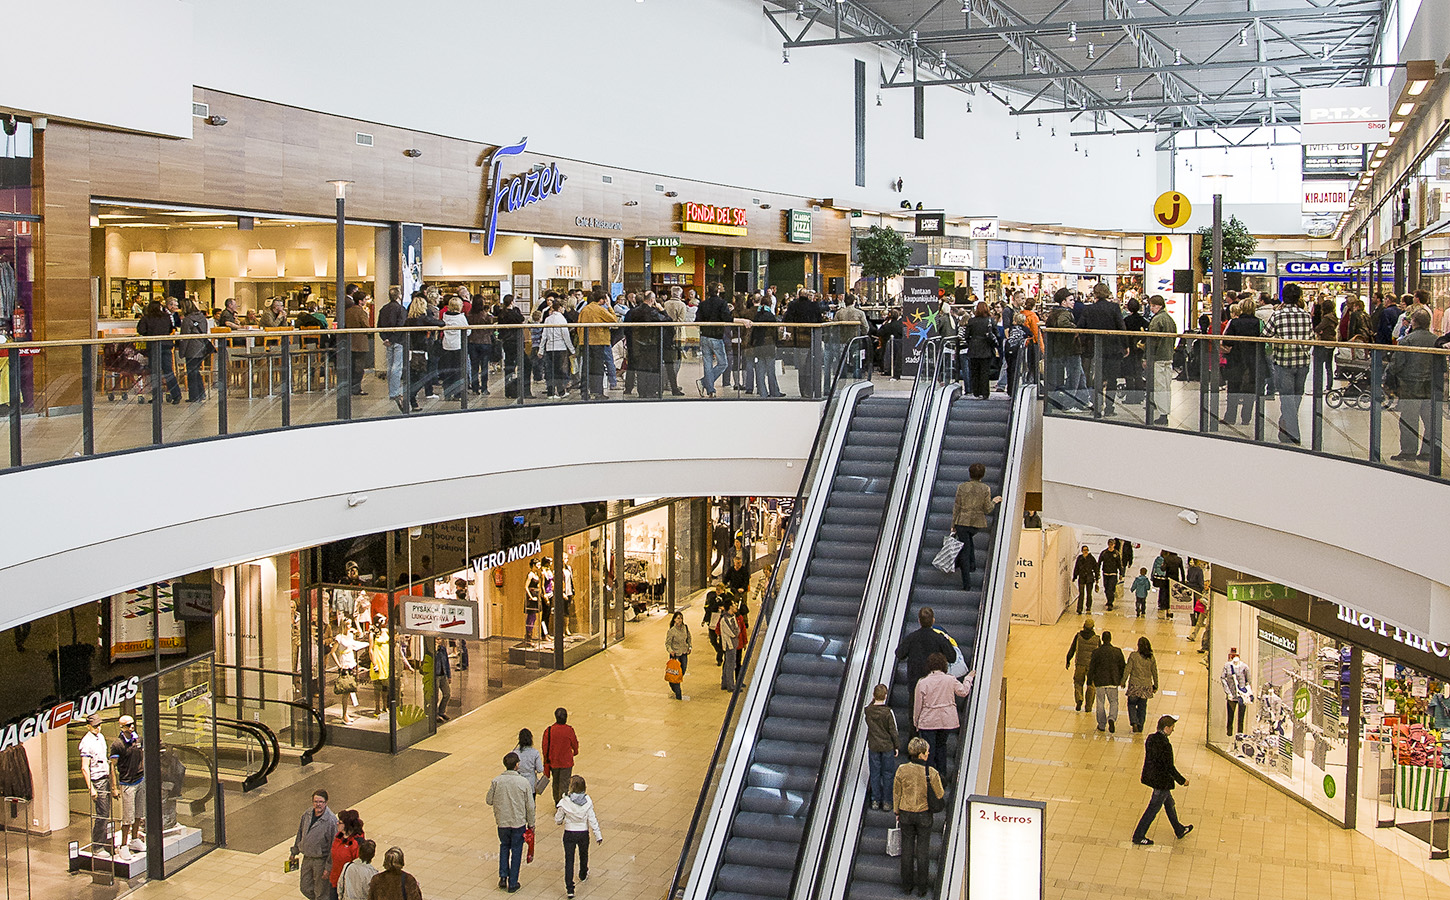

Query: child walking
[[555, 774, 603, 898], [1130, 568, 1152, 618]]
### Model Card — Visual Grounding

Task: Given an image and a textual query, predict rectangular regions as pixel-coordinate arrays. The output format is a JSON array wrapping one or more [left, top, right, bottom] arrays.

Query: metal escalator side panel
[[812, 382, 962, 900], [786, 376, 945, 900], [681, 381, 875, 900], [937, 382, 1040, 900]]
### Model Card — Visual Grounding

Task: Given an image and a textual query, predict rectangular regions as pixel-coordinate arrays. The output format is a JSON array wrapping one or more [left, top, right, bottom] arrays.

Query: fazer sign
[[1299, 86, 1389, 144]]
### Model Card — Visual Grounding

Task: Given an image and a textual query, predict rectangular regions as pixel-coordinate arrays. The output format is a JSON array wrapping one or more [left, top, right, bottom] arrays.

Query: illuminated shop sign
[[1422, 258, 1450, 275], [787, 209, 813, 244], [480, 138, 568, 255], [1, 676, 141, 751], [469, 538, 544, 574], [683, 203, 748, 237], [575, 216, 621, 231], [1283, 260, 1349, 276], [986, 241, 1062, 273], [1256, 618, 1300, 655]]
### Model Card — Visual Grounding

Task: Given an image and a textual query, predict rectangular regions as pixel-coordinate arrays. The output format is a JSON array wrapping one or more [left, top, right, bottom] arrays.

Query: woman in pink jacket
[[912, 652, 977, 770]]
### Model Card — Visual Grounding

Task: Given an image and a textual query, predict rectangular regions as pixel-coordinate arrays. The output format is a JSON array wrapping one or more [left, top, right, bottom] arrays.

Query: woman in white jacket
[[541, 299, 576, 398], [554, 774, 603, 898]]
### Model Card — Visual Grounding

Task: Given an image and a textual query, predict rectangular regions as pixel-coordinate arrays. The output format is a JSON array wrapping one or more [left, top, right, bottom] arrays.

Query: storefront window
[[154, 656, 219, 876]]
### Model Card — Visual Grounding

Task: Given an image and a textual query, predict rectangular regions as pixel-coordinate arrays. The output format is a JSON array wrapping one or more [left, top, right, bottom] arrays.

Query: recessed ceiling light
[[1396, 101, 1415, 116]]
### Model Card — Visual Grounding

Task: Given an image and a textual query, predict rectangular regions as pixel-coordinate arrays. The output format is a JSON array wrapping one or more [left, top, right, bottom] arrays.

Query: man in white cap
[[78, 714, 113, 852], [109, 715, 146, 855]]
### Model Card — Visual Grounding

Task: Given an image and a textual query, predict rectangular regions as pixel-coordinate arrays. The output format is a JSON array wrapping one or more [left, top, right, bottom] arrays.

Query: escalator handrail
[[215, 693, 327, 765], [668, 335, 874, 900], [810, 370, 964, 900], [214, 716, 278, 790], [937, 361, 1038, 900], [785, 340, 948, 900]]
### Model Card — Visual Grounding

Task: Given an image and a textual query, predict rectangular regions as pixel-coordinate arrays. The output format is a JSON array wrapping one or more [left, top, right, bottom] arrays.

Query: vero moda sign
[[1299, 86, 1389, 144]]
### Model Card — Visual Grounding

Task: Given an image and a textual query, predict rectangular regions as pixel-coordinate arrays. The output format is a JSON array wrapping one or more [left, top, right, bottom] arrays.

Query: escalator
[[685, 378, 927, 900], [839, 391, 1014, 900]]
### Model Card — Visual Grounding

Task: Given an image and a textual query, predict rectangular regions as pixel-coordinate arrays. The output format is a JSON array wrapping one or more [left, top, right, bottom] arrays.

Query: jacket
[[542, 722, 579, 772], [718, 613, 740, 648], [344, 302, 369, 352], [1223, 313, 1264, 377], [541, 311, 575, 352], [1097, 548, 1120, 580], [1043, 306, 1077, 358], [623, 303, 666, 367], [952, 480, 995, 528], [1085, 641, 1126, 688], [577, 302, 618, 345], [179, 310, 212, 359], [913, 670, 975, 730], [1072, 554, 1098, 584], [377, 299, 407, 344], [896, 626, 955, 686], [1146, 310, 1177, 363], [292, 806, 340, 858], [749, 307, 780, 349], [486, 768, 536, 828], [834, 305, 869, 335], [892, 760, 944, 815], [1078, 299, 1127, 359], [863, 702, 899, 753], [1065, 627, 1099, 673], [1130, 575, 1152, 598], [782, 295, 823, 348], [1125, 651, 1159, 699], [1140, 731, 1186, 791], [366, 869, 423, 900], [665, 623, 692, 656], [695, 294, 734, 340], [554, 793, 603, 839], [441, 311, 469, 351], [960, 315, 997, 359], [1388, 328, 1439, 398]]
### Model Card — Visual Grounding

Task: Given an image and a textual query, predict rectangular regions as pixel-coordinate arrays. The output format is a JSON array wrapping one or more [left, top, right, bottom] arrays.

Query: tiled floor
[[132, 602, 733, 900], [1003, 597, 1450, 900]]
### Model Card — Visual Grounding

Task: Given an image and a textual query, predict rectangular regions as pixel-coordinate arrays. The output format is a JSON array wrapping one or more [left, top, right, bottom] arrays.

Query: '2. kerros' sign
[[480, 138, 567, 255]]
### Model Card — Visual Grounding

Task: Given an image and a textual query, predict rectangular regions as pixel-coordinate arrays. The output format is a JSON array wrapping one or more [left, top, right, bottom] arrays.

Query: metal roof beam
[[878, 55, 1379, 87], [1021, 96, 1297, 114]]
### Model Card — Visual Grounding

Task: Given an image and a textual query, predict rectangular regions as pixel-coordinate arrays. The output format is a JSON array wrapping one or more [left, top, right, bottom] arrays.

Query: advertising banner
[[1300, 86, 1390, 144], [1302, 181, 1354, 214], [1142, 234, 1191, 326], [110, 584, 188, 661], [967, 796, 1045, 900], [400, 224, 423, 302], [900, 276, 942, 377], [1063, 247, 1118, 275], [1302, 144, 1367, 179]]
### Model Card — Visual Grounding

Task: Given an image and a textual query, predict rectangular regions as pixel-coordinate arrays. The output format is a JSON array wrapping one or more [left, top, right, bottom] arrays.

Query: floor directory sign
[[967, 795, 1045, 900]]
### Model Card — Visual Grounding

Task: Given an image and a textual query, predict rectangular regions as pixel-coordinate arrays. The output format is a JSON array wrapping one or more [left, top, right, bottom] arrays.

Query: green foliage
[[1197, 215, 1258, 272], [856, 225, 914, 280]]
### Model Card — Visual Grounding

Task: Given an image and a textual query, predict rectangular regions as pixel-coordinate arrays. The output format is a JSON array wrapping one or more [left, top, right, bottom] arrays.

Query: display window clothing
[[542, 723, 579, 774], [79, 730, 111, 781], [330, 832, 365, 887], [332, 632, 366, 671], [370, 631, 391, 682], [0, 747, 32, 801]]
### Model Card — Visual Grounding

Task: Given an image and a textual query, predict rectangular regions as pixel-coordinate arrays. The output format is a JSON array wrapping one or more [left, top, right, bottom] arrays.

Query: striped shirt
[[1265, 305, 1313, 368]]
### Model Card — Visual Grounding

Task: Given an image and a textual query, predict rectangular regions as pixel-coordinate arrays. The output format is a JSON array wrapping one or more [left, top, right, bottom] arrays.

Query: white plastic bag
[[886, 826, 902, 857], [932, 532, 964, 574]]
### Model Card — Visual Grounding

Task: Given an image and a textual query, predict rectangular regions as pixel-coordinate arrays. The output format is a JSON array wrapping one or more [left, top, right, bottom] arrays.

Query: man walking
[[1098, 540, 1121, 611], [1064, 618, 1101, 714], [1387, 308, 1438, 461], [719, 599, 741, 691], [377, 286, 407, 412], [1145, 296, 1177, 424], [1072, 545, 1099, 614], [1131, 715, 1194, 846], [1264, 283, 1313, 445], [1078, 283, 1127, 415], [288, 791, 339, 900], [1086, 631, 1126, 733], [487, 752, 535, 893], [695, 289, 734, 397]]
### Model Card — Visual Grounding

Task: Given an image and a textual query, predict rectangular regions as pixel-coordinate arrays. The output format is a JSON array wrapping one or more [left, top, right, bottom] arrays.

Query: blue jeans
[[867, 750, 896, 806], [386, 341, 404, 400], [1272, 362, 1307, 443], [751, 348, 781, 397], [1132, 788, 1184, 842], [700, 337, 728, 395], [497, 825, 525, 888], [920, 728, 951, 771]]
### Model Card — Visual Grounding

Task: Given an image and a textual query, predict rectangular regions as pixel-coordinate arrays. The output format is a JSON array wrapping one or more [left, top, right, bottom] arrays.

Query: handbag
[[932, 532, 964, 574], [535, 773, 550, 796], [333, 671, 358, 695], [885, 826, 902, 857], [920, 763, 945, 813], [409, 350, 428, 376]]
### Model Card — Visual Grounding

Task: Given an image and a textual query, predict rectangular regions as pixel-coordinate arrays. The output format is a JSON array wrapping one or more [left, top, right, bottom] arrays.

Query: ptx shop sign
[[479, 137, 568, 255], [0, 676, 141, 751]]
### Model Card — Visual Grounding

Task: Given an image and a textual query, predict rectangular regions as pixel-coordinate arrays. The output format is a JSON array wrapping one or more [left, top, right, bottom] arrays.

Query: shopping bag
[[524, 826, 536, 863], [886, 827, 902, 857], [665, 658, 684, 684], [932, 532, 964, 574]]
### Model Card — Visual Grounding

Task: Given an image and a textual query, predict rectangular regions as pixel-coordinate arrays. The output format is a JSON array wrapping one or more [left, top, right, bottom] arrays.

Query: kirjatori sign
[[1302, 180, 1354, 213], [1300, 86, 1389, 144]]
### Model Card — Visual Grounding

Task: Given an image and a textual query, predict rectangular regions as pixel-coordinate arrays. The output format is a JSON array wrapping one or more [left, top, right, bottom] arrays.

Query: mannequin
[[1430, 685, 1450, 731], [539, 557, 554, 640], [525, 559, 543, 644], [1221, 648, 1252, 737]]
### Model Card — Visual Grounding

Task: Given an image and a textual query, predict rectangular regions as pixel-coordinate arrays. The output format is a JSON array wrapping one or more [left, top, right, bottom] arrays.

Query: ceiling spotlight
[[1086, 43, 1095, 60], [1239, 28, 1248, 47], [965, 101, 972, 112], [1114, 76, 1122, 91], [1174, 49, 1183, 65], [939, 49, 947, 65], [795, 1, 805, 20], [1050, 127, 1056, 136], [1127, 89, 1133, 102], [910, 30, 918, 45], [1015, 131, 1021, 140], [1069, 23, 1078, 42], [204, 114, 228, 126], [403, 148, 422, 158], [1252, 79, 1261, 96], [1037, 116, 1043, 126], [1321, 44, 1330, 59], [915, 202, 924, 210], [782, 48, 790, 64], [1074, 142, 1079, 152], [1032, 53, 1042, 72], [961, 0, 970, 11]]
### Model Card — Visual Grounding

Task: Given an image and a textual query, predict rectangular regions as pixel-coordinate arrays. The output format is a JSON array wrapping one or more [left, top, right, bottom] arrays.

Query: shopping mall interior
[[3, 1, 1450, 899]]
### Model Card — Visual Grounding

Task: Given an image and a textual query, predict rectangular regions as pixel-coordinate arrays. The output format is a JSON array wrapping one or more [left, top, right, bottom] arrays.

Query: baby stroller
[[102, 341, 148, 401], [1325, 342, 1372, 410]]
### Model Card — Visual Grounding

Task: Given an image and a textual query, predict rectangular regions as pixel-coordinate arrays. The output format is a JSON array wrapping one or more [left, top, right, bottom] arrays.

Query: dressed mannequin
[[525, 560, 543, 644], [1221, 648, 1252, 737], [539, 557, 554, 640], [1430, 685, 1450, 731], [561, 562, 576, 636]]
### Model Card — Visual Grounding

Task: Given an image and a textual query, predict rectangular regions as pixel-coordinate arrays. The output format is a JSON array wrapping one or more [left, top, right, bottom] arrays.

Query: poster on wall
[[900, 275, 944, 377], [110, 584, 188, 661], [1142, 234, 1190, 328], [400, 224, 423, 300]]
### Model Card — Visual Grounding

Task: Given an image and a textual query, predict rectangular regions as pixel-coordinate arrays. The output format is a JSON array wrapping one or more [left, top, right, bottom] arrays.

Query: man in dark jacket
[[1086, 631, 1126, 733], [1098, 541, 1121, 611], [623, 292, 667, 398], [377, 286, 408, 411], [1072, 545, 1099, 614], [1132, 715, 1193, 845], [1159, 551, 1184, 616], [1064, 618, 1100, 713], [783, 290, 825, 398], [895, 607, 955, 695], [495, 294, 531, 398], [1078, 283, 1127, 415], [695, 290, 735, 396], [1042, 289, 1083, 410], [1388, 308, 1439, 460]]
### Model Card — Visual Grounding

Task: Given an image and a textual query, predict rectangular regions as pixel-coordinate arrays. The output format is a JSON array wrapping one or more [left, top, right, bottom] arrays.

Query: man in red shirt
[[542, 708, 579, 805]]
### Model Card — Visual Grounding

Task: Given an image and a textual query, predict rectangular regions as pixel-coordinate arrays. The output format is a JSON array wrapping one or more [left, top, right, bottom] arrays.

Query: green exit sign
[[787, 209, 813, 244], [850, 209, 864, 217], [1227, 581, 1294, 603]]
